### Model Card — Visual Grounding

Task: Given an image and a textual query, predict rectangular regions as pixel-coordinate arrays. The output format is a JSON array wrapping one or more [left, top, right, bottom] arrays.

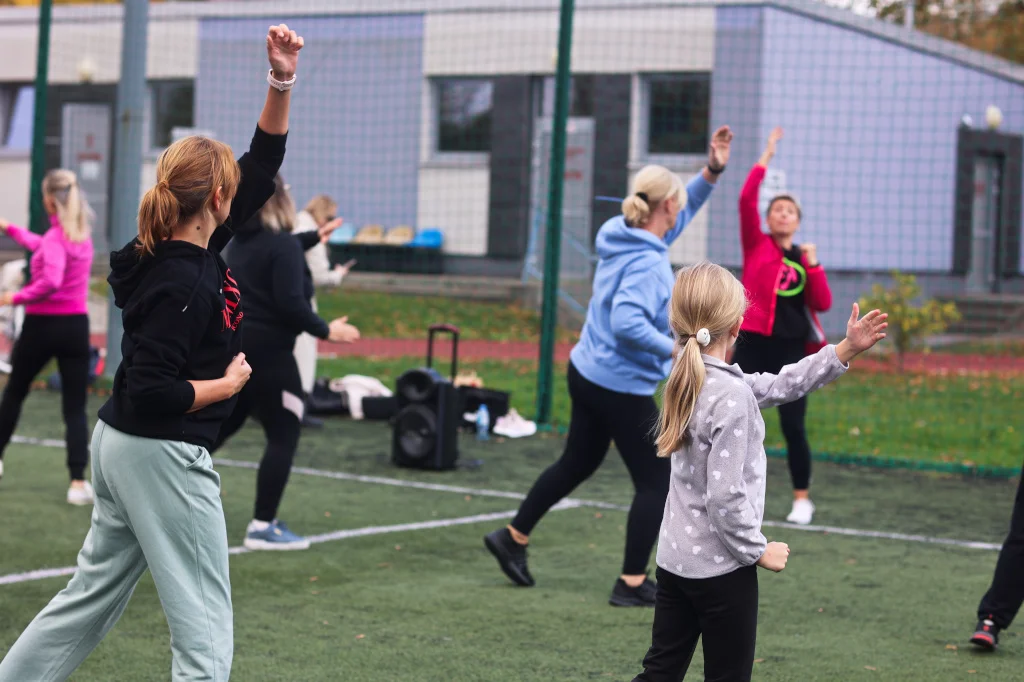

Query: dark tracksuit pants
[[0, 314, 90, 480]]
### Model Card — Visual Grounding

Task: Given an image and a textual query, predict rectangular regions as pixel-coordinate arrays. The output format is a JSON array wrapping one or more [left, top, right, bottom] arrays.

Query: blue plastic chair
[[328, 223, 357, 245], [409, 228, 443, 249]]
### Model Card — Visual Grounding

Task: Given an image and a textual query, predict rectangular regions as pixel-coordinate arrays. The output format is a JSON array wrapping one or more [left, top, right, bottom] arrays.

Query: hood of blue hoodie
[[570, 216, 676, 396], [594, 215, 668, 262]]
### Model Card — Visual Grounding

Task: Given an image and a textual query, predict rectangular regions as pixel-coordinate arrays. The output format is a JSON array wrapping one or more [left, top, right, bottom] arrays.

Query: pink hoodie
[[6, 214, 93, 316]]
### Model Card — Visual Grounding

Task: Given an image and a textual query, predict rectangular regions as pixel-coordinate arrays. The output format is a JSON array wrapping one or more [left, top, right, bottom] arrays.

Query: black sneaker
[[484, 528, 534, 587], [609, 576, 657, 607], [970, 616, 1000, 650]]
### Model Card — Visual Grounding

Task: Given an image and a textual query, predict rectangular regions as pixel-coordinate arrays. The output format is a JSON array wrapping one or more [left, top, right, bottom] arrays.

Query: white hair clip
[[695, 328, 711, 347]]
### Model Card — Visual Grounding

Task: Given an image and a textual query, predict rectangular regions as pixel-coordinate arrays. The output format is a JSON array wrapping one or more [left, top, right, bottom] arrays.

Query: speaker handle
[[427, 324, 460, 381]]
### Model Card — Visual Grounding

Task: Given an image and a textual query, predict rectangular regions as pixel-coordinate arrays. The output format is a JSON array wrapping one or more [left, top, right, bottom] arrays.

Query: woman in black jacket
[[0, 25, 303, 682], [214, 174, 359, 551]]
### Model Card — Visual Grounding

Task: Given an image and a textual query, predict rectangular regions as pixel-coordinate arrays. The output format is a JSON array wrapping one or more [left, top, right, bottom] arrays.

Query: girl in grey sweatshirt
[[632, 261, 888, 682]]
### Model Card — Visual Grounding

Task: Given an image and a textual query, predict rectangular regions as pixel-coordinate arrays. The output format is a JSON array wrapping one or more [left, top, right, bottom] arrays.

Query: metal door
[[61, 104, 111, 254]]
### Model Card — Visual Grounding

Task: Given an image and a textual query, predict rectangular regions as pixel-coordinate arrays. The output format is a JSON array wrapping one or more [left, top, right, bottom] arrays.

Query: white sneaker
[[786, 499, 815, 525], [67, 481, 94, 506], [493, 409, 538, 439]]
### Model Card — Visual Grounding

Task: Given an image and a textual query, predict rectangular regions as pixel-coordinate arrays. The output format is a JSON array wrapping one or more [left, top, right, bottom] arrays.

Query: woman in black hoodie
[[214, 175, 359, 551], [0, 25, 303, 682]]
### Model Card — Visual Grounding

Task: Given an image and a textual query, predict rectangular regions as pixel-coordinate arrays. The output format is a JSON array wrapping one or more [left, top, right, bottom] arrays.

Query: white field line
[[0, 566, 78, 586], [214, 457, 625, 510], [216, 459, 1003, 551], [1, 436, 1003, 588], [1, 502, 581, 586]]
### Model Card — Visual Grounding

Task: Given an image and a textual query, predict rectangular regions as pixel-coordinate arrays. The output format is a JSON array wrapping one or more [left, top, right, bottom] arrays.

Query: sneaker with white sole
[[493, 409, 538, 439], [67, 481, 94, 506], [786, 498, 815, 525], [243, 519, 311, 551]]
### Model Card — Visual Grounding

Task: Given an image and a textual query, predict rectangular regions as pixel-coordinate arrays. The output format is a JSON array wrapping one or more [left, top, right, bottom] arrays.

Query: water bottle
[[476, 404, 490, 441]]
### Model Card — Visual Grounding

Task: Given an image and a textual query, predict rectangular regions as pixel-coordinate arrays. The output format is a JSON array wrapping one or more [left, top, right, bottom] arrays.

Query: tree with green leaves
[[859, 272, 961, 372], [860, 0, 1023, 64]]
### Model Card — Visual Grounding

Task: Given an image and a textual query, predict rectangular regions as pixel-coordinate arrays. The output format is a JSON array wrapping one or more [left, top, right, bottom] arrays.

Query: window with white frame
[[0, 84, 34, 151], [435, 78, 493, 154], [645, 73, 710, 157], [149, 80, 194, 150]]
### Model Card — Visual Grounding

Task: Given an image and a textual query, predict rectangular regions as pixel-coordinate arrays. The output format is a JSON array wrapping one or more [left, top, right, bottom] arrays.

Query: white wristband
[[267, 69, 296, 92]]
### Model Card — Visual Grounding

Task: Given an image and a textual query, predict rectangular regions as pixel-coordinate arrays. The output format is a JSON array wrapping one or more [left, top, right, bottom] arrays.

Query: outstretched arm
[[743, 304, 887, 408], [664, 125, 732, 245], [739, 128, 783, 254], [257, 24, 303, 136], [210, 25, 303, 253], [757, 126, 783, 169], [742, 344, 847, 410], [9, 233, 65, 305], [0, 222, 43, 252]]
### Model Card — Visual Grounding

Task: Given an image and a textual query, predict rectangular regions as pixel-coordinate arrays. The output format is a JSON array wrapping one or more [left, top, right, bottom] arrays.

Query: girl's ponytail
[[655, 261, 749, 458], [656, 337, 706, 457]]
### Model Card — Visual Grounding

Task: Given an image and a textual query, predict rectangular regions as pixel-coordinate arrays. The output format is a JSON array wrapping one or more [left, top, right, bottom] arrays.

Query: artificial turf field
[[1, 392, 1021, 681]]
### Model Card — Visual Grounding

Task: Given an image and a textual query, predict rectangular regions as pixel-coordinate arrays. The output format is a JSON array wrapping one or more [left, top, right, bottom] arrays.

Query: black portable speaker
[[391, 325, 461, 471]]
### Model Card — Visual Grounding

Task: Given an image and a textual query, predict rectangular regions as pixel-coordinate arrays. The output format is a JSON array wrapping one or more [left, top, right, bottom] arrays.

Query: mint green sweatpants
[[0, 420, 233, 681]]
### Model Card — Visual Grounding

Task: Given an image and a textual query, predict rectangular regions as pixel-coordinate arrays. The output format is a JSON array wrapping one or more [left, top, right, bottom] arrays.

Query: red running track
[[7, 334, 1023, 375], [57, 334, 572, 362]]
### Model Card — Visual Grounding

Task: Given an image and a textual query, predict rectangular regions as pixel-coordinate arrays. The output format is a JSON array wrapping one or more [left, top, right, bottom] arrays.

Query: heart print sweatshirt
[[656, 344, 848, 579]]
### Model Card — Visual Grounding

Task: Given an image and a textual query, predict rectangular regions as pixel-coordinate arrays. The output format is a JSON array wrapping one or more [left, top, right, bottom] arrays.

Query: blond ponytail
[[655, 261, 749, 457], [621, 194, 651, 227], [42, 169, 93, 243], [258, 174, 296, 233], [656, 338, 706, 457], [623, 165, 686, 228]]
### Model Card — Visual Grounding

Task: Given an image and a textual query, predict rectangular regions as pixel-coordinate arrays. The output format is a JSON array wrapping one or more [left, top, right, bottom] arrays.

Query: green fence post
[[27, 0, 53, 243], [534, 0, 576, 425]]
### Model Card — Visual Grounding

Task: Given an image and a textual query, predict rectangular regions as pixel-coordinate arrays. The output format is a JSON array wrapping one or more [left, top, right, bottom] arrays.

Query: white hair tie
[[694, 328, 711, 347]]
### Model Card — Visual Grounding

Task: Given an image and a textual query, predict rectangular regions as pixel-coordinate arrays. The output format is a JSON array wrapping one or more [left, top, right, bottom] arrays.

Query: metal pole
[[904, 0, 914, 29], [534, 0, 575, 424], [105, 0, 149, 377], [27, 0, 53, 240]]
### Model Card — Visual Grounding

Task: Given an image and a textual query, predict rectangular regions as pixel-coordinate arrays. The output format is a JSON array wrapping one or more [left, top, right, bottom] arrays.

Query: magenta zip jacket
[[7, 214, 92, 316]]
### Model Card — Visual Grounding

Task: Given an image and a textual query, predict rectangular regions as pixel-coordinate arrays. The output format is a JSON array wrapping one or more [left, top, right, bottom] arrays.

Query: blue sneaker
[[244, 519, 311, 551]]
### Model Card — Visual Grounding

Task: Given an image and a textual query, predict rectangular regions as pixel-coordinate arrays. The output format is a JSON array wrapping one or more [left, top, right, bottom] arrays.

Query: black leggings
[[977, 467, 1024, 629], [213, 346, 303, 522], [633, 566, 759, 682], [511, 363, 669, 576], [732, 332, 811, 491], [0, 314, 90, 480]]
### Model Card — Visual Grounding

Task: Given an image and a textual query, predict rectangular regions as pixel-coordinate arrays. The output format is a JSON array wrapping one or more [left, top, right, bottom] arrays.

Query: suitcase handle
[[427, 324, 460, 381]]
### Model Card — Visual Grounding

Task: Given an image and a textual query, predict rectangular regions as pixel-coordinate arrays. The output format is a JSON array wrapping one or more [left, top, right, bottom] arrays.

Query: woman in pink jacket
[[0, 169, 94, 505], [734, 128, 832, 526]]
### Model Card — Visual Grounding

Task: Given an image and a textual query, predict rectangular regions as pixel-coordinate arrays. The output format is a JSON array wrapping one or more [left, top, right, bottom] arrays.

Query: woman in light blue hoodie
[[485, 126, 733, 606]]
